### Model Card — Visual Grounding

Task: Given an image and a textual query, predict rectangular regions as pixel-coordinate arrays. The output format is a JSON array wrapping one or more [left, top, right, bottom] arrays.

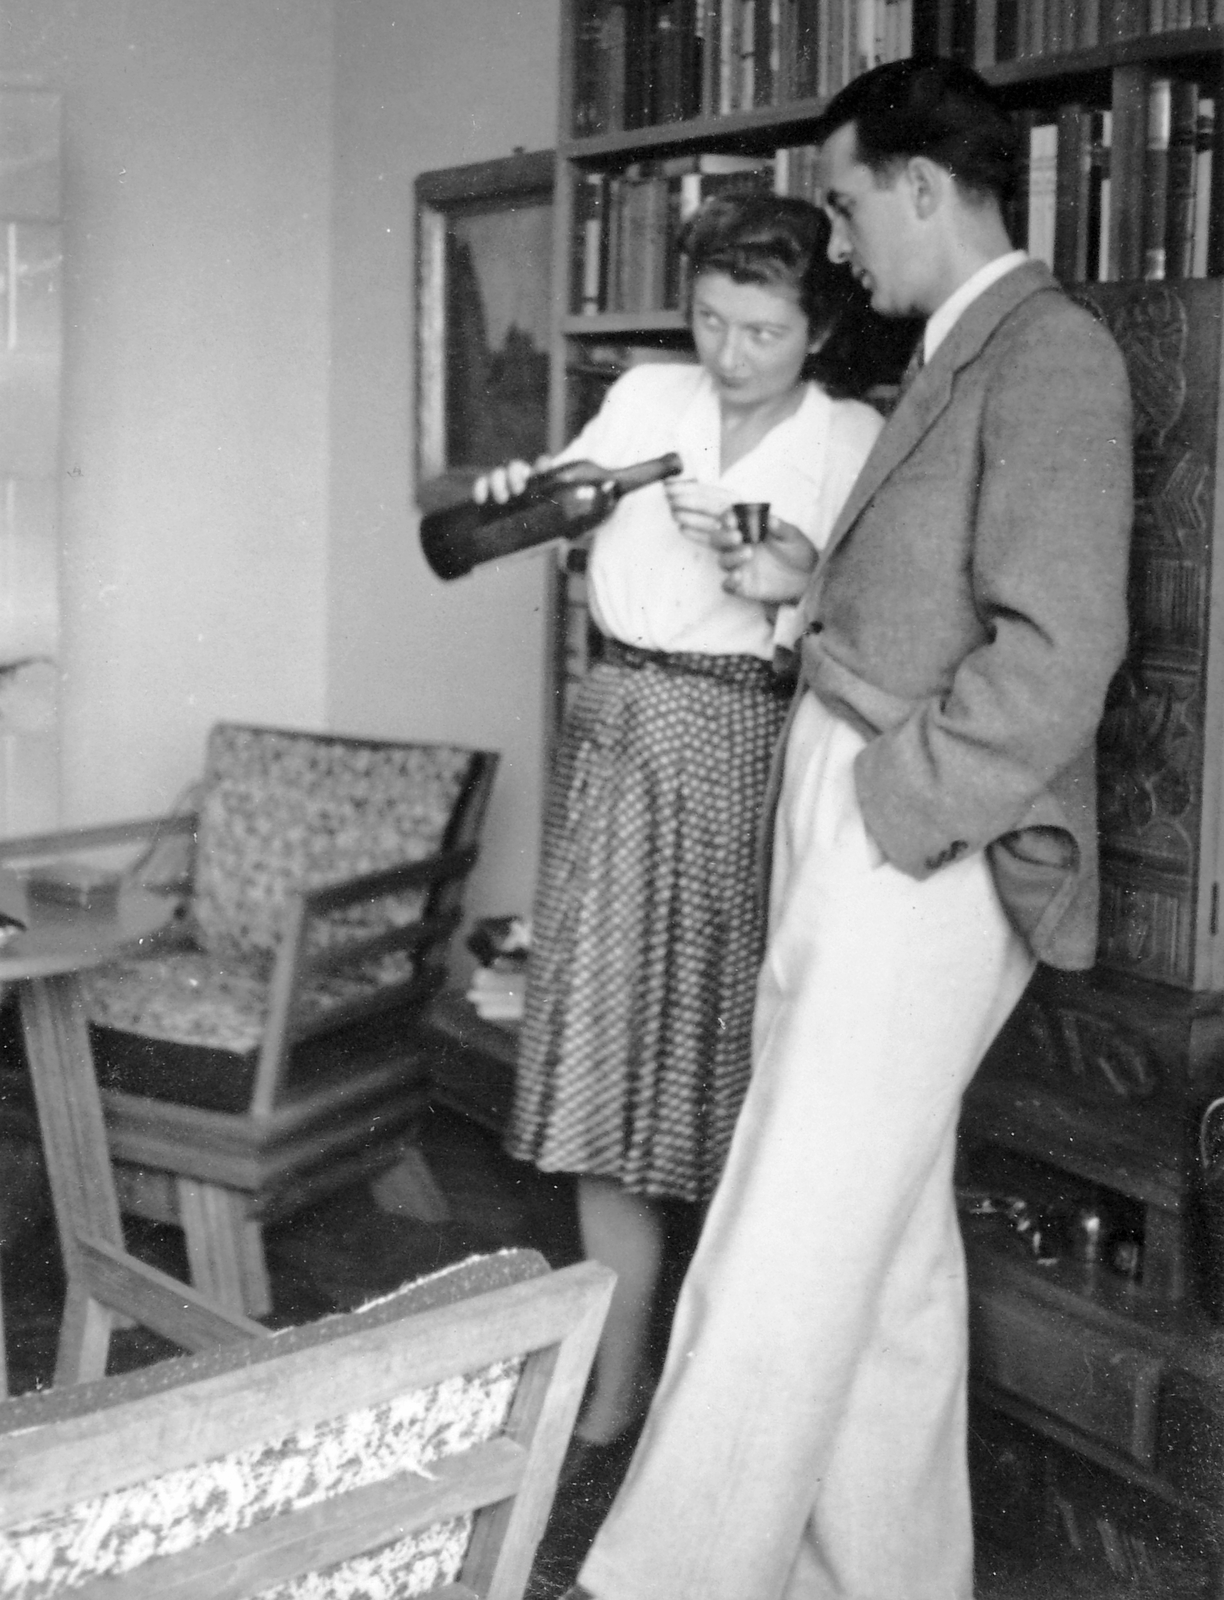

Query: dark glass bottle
[[420, 452, 683, 581]]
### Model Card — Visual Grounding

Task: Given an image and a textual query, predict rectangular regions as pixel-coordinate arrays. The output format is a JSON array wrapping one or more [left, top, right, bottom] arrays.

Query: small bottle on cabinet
[[420, 452, 683, 581]]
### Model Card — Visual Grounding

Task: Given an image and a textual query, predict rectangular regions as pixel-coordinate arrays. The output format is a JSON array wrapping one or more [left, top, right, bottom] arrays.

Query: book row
[[965, 0, 1224, 68], [570, 77, 1223, 317], [1019, 78, 1222, 282], [571, 0, 915, 138], [570, 0, 1224, 142]]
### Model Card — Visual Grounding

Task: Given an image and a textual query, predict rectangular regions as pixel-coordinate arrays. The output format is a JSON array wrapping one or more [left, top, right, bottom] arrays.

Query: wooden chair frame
[[0, 736, 500, 1320], [0, 1255, 614, 1600]]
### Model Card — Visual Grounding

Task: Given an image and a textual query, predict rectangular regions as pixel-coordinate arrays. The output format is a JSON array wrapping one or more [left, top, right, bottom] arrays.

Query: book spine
[[653, 0, 685, 122], [1078, 0, 1100, 46], [753, 0, 776, 105], [1108, 65, 1149, 279], [816, 0, 832, 96], [896, 0, 913, 56], [1027, 120, 1059, 268], [1209, 76, 1224, 271], [576, 172, 609, 313], [619, 168, 647, 312], [844, 0, 859, 86], [1192, 95, 1214, 277], [603, 3, 629, 132], [793, 0, 821, 96], [720, 0, 740, 110], [996, 0, 1020, 56], [826, 0, 846, 92], [642, 169, 670, 310], [605, 172, 625, 311], [1009, 107, 1037, 246], [624, 0, 656, 128], [774, 0, 796, 101], [572, 0, 601, 136], [1048, 0, 1064, 56], [1164, 79, 1199, 280], [1091, 107, 1113, 280], [1026, 0, 1046, 58], [1107, 0, 1145, 41], [975, 0, 999, 63], [682, 0, 704, 118], [739, 0, 756, 105], [1054, 103, 1092, 281], [699, 0, 721, 114], [1142, 75, 1172, 279]]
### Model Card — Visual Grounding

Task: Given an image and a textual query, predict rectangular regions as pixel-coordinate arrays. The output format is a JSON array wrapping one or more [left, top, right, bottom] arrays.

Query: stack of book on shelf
[[571, 0, 915, 139], [1020, 78, 1217, 284], [573, 151, 775, 315], [973, 0, 1224, 67], [465, 915, 531, 1023]]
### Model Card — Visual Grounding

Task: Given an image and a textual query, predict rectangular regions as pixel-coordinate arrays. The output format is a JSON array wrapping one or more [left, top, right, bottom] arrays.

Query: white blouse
[[556, 362, 883, 659]]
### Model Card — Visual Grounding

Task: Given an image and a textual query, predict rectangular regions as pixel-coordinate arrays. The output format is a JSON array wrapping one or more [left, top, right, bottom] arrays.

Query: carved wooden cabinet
[[961, 278, 1224, 1539]]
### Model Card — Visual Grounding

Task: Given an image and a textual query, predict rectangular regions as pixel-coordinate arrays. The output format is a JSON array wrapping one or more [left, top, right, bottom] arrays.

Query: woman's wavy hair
[[677, 189, 915, 399]]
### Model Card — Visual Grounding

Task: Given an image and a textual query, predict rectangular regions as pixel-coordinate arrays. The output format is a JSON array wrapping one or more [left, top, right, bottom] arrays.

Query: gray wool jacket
[[784, 259, 1133, 971]]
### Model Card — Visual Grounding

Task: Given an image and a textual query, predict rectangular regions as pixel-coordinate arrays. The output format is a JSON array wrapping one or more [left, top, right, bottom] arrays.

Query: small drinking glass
[[731, 502, 770, 545]]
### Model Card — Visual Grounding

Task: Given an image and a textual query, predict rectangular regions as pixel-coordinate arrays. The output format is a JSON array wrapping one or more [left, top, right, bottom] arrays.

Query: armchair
[[0, 1249, 614, 1600], [0, 724, 498, 1321]]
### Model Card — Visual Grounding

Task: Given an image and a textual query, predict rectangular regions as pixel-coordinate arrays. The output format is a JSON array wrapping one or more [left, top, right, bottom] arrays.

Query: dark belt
[[595, 633, 793, 693]]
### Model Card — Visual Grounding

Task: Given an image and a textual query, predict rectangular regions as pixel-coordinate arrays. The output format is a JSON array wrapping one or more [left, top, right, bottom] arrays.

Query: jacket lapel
[[816, 260, 1061, 568]]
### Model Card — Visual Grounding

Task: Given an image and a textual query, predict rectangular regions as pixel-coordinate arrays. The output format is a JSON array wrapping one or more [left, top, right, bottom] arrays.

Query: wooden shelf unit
[[547, 1, 1224, 1562]]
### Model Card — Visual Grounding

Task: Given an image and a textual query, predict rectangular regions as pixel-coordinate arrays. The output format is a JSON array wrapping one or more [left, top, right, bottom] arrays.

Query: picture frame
[[414, 149, 556, 512]]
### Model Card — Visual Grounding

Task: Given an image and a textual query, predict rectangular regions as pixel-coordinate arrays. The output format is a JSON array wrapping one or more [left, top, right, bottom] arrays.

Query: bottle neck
[[608, 452, 683, 493]]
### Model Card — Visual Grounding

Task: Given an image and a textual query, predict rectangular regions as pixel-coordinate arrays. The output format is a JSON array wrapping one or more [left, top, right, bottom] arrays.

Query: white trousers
[[580, 693, 1035, 1600]]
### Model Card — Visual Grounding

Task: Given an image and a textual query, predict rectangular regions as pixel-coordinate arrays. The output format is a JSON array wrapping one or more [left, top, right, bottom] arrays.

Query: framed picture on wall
[[415, 148, 555, 511]]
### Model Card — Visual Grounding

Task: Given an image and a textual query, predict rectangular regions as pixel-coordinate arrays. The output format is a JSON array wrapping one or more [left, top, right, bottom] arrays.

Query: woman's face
[[690, 270, 815, 411]]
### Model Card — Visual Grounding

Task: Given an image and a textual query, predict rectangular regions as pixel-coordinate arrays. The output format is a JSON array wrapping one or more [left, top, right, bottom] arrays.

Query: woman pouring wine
[[480, 191, 891, 1477]]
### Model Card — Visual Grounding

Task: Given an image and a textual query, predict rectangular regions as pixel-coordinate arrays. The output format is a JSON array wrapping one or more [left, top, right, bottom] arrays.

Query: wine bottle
[[420, 452, 684, 581]]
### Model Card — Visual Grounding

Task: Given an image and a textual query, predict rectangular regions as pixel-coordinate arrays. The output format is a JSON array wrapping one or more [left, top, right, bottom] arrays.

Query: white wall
[[329, 0, 560, 927], [1, 0, 335, 820], [0, 0, 560, 931]]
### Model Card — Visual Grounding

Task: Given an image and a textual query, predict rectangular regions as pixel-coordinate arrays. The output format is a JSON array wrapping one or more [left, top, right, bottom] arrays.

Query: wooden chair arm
[[0, 812, 196, 863], [296, 844, 478, 917], [301, 908, 462, 982]]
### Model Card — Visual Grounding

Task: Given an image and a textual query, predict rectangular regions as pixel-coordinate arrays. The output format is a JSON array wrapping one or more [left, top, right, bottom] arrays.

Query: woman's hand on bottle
[[712, 510, 818, 604], [664, 478, 736, 542], [473, 455, 552, 505]]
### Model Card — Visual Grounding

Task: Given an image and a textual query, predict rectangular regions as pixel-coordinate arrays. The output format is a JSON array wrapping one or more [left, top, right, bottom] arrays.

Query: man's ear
[[905, 156, 947, 220]]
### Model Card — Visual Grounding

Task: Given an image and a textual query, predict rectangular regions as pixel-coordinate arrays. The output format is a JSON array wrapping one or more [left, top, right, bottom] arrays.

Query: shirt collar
[[923, 250, 1028, 365]]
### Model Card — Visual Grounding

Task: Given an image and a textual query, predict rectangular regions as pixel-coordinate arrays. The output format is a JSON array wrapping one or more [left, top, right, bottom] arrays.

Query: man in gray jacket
[[567, 58, 1132, 1600]]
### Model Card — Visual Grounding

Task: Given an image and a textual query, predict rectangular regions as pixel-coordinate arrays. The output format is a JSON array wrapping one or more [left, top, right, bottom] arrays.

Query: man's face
[[817, 123, 922, 318]]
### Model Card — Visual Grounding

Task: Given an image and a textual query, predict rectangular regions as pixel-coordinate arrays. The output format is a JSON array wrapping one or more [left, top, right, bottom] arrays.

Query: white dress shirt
[[923, 250, 1028, 365], [556, 363, 883, 659]]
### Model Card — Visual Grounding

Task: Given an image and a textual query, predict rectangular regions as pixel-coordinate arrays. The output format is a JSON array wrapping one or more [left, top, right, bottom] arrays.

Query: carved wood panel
[[1078, 281, 1223, 988]]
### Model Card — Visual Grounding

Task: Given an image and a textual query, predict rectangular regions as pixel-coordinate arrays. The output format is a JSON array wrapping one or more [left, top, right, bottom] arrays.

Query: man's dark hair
[[811, 58, 1020, 205]]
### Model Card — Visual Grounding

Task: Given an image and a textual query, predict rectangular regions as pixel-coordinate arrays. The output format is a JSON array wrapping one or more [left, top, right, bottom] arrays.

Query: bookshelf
[[545, 0, 1224, 1563]]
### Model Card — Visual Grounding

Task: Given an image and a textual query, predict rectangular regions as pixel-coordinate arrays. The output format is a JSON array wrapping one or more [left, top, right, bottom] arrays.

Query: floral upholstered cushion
[[0, 1252, 545, 1600], [191, 724, 477, 963], [84, 944, 414, 1057]]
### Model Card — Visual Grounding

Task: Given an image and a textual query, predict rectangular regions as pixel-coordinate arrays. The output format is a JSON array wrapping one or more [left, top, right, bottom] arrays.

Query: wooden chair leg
[[54, 1280, 118, 1385], [370, 1145, 452, 1225], [177, 1179, 271, 1318]]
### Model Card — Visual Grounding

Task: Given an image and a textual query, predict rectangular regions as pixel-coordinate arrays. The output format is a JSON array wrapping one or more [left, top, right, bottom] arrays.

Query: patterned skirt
[[505, 637, 792, 1202]]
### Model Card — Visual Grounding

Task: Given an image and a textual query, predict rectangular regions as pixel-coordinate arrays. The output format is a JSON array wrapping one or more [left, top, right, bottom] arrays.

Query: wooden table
[[0, 872, 262, 1390]]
